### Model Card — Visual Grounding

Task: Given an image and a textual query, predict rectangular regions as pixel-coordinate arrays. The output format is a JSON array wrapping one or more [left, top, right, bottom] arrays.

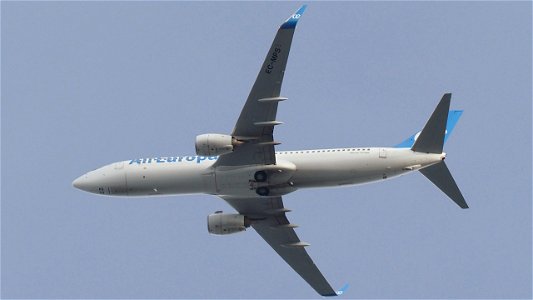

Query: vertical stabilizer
[[411, 94, 451, 154], [419, 161, 468, 209]]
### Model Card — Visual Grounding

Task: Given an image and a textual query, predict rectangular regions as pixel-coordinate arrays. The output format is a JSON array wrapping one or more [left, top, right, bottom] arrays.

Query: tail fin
[[419, 161, 469, 209], [411, 93, 451, 153]]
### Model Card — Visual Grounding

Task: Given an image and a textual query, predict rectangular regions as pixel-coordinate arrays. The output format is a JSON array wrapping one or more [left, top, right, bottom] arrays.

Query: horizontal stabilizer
[[419, 161, 468, 209]]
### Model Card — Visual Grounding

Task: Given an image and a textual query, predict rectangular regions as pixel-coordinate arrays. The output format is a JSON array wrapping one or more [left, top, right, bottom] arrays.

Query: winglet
[[280, 5, 307, 29], [336, 283, 350, 296]]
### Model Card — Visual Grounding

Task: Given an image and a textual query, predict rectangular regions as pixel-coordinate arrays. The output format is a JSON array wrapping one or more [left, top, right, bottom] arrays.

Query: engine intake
[[195, 134, 241, 156], [207, 211, 250, 235]]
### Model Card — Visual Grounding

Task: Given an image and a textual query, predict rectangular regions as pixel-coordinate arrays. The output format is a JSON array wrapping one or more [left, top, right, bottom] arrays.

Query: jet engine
[[195, 134, 241, 156], [207, 211, 250, 235]]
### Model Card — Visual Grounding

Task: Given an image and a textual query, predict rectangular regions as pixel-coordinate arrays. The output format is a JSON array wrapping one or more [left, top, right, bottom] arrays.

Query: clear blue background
[[2, 2, 531, 299]]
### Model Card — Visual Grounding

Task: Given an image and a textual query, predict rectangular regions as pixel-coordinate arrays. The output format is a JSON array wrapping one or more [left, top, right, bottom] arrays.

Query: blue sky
[[2, 2, 531, 299]]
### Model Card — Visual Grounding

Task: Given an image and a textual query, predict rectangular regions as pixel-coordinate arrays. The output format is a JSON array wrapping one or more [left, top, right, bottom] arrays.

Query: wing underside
[[222, 196, 337, 296]]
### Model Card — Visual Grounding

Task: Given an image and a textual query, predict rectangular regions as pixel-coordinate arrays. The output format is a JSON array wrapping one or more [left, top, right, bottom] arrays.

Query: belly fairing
[[213, 159, 297, 197]]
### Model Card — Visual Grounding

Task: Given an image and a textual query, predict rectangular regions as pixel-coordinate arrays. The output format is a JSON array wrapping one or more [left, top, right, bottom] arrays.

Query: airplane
[[72, 5, 468, 297]]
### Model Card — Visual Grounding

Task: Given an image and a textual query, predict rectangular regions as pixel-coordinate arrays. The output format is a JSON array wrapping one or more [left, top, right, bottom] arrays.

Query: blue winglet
[[336, 283, 349, 296], [394, 110, 463, 148], [280, 5, 307, 29]]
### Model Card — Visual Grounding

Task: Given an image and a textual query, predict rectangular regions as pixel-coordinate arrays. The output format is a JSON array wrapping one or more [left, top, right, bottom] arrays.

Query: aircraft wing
[[214, 6, 337, 296], [215, 5, 307, 167], [222, 195, 337, 297]]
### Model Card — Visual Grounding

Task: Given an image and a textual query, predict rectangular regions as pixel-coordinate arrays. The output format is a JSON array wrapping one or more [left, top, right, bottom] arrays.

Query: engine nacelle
[[207, 211, 249, 235], [195, 134, 238, 156]]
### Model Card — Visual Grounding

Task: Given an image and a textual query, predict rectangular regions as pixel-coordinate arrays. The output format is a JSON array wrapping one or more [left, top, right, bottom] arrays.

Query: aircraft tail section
[[419, 161, 469, 209], [395, 93, 462, 150], [401, 93, 469, 208]]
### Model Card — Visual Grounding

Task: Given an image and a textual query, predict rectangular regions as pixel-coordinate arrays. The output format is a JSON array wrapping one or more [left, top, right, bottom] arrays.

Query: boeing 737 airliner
[[73, 5, 467, 297]]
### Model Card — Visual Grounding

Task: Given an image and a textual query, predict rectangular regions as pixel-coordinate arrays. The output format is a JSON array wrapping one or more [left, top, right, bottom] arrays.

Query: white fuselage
[[72, 147, 444, 198]]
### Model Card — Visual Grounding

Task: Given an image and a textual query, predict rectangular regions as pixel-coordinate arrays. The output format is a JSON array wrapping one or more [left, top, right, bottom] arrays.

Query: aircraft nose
[[72, 164, 128, 195], [72, 174, 93, 192]]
